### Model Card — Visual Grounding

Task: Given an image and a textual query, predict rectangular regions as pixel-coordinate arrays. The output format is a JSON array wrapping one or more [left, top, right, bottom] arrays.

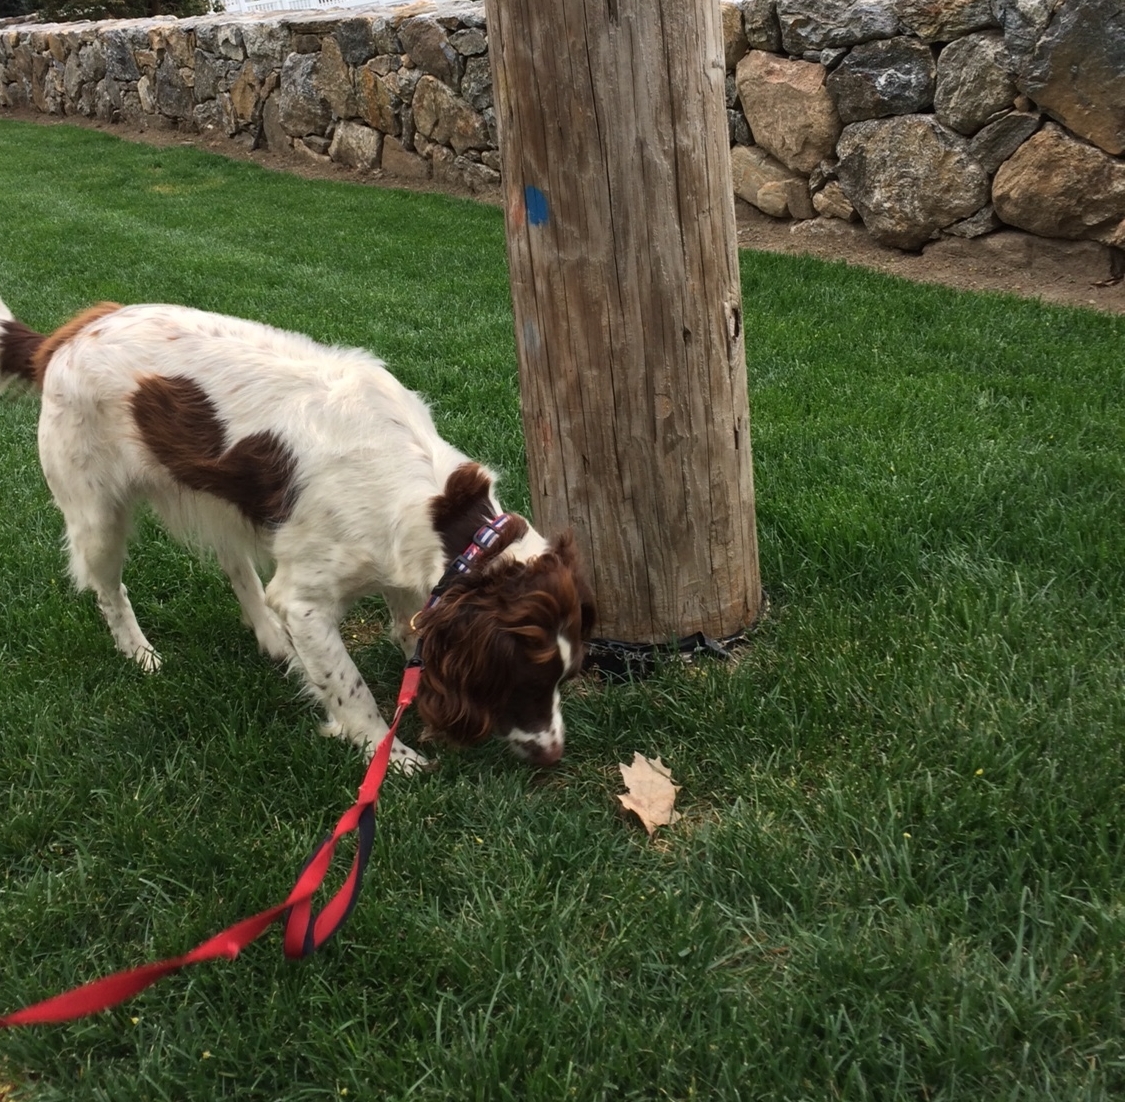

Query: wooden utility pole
[[485, 0, 761, 644]]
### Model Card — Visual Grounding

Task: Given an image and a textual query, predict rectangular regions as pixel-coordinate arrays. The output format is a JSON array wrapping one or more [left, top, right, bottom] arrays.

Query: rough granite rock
[[993, 122, 1125, 245], [736, 50, 841, 175], [775, 0, 902, 54], [731, 144, 815, 219], [934, 31, 1018, 136], [826, 36, 936, 122], [277, 51, 332, 138], [412, 72, 488, 155], [837, 114, 990, 248], [968, 109, 1040, 173], [893, 0, 997, 41], [1010, 0, 1125, 156], [329, 118, 382, 169]]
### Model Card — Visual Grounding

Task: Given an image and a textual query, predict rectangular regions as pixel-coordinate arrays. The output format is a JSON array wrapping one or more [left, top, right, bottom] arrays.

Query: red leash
[[0, 663, 422, 1028]]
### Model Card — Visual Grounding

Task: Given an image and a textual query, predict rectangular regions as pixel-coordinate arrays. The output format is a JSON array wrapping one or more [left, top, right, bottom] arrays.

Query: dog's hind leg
[[59, 500, 162, 672], [216, 550, 292, 662]]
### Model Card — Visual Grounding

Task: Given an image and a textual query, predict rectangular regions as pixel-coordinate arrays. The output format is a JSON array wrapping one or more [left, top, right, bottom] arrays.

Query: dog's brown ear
[[578, 577, 597, 639], [413, 589, 512, 745], [548, 529, 579, 566], [547, 530, 597, 639]]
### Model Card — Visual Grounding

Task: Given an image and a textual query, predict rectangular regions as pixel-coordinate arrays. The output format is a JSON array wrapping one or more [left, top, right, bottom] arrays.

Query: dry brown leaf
[[617, 753, 682, 834]]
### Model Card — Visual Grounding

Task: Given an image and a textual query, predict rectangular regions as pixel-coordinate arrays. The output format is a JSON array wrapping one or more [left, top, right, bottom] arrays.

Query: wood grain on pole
[[485, 0, 761, 643]]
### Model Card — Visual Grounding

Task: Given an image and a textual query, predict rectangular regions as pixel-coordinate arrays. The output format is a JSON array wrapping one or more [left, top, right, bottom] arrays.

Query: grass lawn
[[0, 117, 1123, 1101]]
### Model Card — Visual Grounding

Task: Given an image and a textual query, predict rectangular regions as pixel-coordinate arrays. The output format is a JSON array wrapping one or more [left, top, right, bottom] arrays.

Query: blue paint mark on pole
[[524, 185, 549, 226]]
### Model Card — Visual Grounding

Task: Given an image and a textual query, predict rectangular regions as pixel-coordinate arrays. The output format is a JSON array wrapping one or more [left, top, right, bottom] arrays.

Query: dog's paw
[[254, 619, 293, 663], [388, 737, 434, 777], [260, 637, 294, 663], [134, 647, 162, 673], [319, 718, 346, 740]]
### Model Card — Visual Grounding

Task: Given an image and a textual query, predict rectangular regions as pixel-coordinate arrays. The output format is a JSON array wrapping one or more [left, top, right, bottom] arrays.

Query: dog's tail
[[0, 297, 48, 395]]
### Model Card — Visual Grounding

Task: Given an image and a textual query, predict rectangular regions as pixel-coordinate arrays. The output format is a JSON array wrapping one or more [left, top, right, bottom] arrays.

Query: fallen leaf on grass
[[617, 753, 681, 834]]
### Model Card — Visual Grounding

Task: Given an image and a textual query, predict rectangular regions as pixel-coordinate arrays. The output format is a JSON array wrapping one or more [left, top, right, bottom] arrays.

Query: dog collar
[[431, 513, 515, 599], [409, 513, 515, 635]]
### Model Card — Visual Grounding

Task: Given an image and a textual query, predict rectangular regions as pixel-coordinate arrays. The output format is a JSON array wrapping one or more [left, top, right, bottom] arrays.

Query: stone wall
[[1, 0, 1123, 255], [725, 0, 1125, 252]]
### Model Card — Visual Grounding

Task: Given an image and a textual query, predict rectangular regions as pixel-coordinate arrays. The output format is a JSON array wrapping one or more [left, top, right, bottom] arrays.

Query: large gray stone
[[154, 53, 192, 119], [991, 0, 1055, 53], [812, 179, 858, 220], [775, 0, 902, 54], [318, 36, 356, 119], [450, 27, 487, 57], [228, 60, 261, 124], [242, 21, 289, 65], [1011, 0, 1125, 156], [150, 24, 192, 69], [399, 17, 459, 86], [934, 31, 1017, 135], [924, 228, 1123, 284], [968, 109, 1039, 173], [837, 114, 990, 249], [277, 50, 332, 137], [826, 36, 935, 122], [193, 98, 223, 134], [79, 39, 106, 84], [461, 54, 491, 111], [381, 134, 431, 179], [192, 48, 226, 103], [371, 17, 402, 57], [63, 49, 82, 100], [334, 17, 377, 67], [137, 73, 156, 114], [102, 30, 140, 81], [261, 91, 288, 151], [94, 76, 119, 120], [743, 0, 783, 51], [216, 25, 245, 62], [944, 203, 1002, 237], [722, 2, 748, 70]]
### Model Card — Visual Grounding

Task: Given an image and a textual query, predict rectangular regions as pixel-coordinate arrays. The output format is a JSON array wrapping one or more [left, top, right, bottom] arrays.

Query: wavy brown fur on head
[[414, 530, 596, 758]]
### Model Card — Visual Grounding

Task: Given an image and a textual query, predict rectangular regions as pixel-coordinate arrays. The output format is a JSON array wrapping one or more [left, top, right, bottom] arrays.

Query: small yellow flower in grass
[[975, 768, 984, 776], [130, 1017, 139, 1026], [201, 1052, 212, 1060], [903, 832, 911, 839]]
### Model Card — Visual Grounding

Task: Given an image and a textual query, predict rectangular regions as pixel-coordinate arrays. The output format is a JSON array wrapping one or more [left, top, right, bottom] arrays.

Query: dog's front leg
[[271, 596, 430, 775]]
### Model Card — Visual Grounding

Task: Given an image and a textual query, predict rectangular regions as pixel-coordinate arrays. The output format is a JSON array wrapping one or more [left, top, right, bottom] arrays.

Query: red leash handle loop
[[0, 664, 424, 1028], [281, 700, 402, 959]]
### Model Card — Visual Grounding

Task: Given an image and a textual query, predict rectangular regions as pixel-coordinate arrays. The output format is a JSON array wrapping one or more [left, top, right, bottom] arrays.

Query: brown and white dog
[[0, 298, 594, 772]]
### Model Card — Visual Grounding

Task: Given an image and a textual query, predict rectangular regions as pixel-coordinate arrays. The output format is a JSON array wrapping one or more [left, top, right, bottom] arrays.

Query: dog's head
[[413, 530, 596, 766]]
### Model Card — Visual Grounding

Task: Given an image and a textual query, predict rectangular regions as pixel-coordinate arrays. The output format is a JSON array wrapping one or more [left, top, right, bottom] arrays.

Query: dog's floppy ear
[[413, 583, 515, 745], [547, 530, 597, 639], [577, 577, 597, 640]]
